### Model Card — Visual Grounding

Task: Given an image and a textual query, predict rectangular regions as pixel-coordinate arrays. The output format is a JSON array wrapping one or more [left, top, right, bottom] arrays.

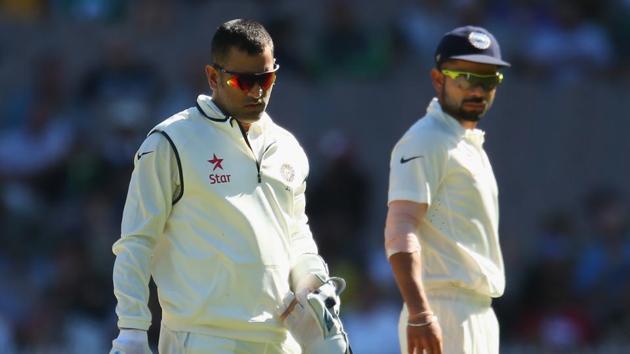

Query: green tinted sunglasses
[[441, 69, 504, 91]]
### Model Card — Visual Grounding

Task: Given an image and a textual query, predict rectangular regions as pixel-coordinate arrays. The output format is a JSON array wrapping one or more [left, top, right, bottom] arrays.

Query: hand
[[110, 329, 152, 354], [407, 318, 443, 354], [294, 273, 327, 299], [278, 277, 351, 354], [283, 277, 346, 323]]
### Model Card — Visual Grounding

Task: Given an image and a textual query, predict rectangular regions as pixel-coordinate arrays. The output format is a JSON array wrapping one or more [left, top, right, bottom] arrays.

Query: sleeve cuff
[[118, 318, 152, 331], [118, 328, 148, 342], [388, 190, 429, 206]]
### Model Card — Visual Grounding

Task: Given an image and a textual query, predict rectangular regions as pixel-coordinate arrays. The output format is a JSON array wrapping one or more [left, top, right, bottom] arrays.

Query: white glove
[[290, 254, 329, 292], [109, 329, 152, 354], [295, 272, 327, 299], [279, 277, 352, 354]]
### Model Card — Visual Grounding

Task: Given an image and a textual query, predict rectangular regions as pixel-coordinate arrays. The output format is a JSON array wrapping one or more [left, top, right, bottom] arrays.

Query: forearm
[[289, 222, 325, 291], [289, 179, 318, 259], [112, 235, 155, 330], [289, 176, 327, 290], [112, 133, 176, 329], [389, 251, 432, 315], [385, 201, 431, 315]]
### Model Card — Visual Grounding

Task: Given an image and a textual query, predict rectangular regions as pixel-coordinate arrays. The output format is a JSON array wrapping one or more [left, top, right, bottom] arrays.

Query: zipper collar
[[196, 94, 275, 183], [196, 94, 230, 122], [196, 94, 272, 133]]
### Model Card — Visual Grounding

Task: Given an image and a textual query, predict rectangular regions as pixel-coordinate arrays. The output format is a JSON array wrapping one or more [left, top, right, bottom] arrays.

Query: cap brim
[[450, 54, 511, 67]]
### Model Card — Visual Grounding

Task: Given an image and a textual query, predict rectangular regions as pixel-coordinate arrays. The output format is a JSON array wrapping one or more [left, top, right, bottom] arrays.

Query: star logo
[[208, 154, 224, 171]]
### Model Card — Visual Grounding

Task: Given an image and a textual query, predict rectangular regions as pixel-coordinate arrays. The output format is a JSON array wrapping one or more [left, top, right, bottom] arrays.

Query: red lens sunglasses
[[213, 63, 280, 92]]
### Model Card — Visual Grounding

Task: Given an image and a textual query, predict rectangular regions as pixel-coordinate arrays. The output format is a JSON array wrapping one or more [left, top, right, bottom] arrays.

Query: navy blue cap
[[435, 25, 510, 67]]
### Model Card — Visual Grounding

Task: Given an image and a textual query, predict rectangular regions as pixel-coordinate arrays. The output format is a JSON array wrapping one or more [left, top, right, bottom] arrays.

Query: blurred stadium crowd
[[0, 0, 629, 353]]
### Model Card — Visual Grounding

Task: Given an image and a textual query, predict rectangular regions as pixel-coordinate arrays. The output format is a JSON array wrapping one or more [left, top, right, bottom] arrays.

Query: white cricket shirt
[[112, 95, 318, 343], [388, 98, 505, 298]]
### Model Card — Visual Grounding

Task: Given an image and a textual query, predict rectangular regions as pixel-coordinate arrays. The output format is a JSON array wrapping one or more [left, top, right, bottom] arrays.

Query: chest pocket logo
[[280, 163, 295, 183], [208, 153, 231, 184]]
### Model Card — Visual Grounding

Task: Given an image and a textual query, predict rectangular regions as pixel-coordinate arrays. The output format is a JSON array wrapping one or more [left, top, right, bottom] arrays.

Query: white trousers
[[398, 289, 499, 354], [158, 323, 301, 354]]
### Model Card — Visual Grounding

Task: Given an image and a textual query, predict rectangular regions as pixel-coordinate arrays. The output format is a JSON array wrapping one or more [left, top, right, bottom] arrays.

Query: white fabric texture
[[157, 323, 300, 354]]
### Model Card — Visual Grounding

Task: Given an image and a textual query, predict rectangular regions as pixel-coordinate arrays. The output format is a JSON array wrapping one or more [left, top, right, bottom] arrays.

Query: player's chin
[[238, 110, 265, 123], [463, 106, 487, 116], [458, 110, 483, 122]]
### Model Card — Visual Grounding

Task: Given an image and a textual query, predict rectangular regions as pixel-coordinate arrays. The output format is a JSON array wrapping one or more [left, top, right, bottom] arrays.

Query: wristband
[[407, 315, 438, 327], [407, 310, 433, 321]]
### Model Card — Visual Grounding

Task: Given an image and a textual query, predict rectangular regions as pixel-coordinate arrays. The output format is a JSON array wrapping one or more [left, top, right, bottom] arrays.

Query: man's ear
[[205, 65, 219, 91], [430, 68, 444, 93]]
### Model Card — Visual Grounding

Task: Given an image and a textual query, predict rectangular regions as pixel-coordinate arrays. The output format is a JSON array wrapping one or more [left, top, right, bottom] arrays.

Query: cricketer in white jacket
[[112, 94, 324, 350]]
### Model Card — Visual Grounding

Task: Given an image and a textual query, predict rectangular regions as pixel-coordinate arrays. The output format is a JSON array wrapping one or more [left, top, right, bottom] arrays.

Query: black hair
[[211, 19, 274, 64]]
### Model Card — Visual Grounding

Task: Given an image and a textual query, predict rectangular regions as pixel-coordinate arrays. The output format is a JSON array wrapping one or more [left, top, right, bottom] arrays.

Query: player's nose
[[247, 84, 264, 99]]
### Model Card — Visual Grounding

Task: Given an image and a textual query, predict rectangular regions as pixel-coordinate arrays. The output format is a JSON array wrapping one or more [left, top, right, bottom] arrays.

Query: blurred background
[[1, 0, 629, 353]]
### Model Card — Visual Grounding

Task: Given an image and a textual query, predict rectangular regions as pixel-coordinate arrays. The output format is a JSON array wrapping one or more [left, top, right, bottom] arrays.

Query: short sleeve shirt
[[388, 98, 505, 298]]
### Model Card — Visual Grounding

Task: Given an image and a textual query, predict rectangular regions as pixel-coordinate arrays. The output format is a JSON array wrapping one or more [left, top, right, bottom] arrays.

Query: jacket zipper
[[235, 121, 262, 183]]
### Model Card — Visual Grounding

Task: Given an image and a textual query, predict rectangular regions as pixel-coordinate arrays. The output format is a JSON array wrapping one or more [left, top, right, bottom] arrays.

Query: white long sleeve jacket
[[112, 95, 319, 343]]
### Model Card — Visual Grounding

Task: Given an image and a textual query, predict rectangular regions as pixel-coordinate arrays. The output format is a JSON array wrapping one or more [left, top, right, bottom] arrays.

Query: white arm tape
[[384, 203, 423, 258], [384, 224, 421, 258], [290, 253, 329, 291]]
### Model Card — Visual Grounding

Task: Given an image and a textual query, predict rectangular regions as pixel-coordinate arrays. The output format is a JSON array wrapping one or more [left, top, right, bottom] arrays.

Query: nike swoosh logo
[[137, 151, 154, 160], [400, 155, 423, 164]]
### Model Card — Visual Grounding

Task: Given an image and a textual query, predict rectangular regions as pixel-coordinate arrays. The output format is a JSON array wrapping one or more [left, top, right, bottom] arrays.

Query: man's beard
[[458, 101, 485, 121], [440, 87, 488, 122]]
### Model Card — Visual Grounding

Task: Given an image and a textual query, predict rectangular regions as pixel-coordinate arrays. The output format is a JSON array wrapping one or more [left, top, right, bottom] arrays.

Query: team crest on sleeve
[[208, 153, 231, 184], [280, 163, 295, 183]]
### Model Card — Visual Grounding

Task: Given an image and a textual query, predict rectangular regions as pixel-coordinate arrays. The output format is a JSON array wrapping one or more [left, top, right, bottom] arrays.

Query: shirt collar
[[196, 94, 272, 133], [427, 98, 486, 146], [197, 94, 229, 121]]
